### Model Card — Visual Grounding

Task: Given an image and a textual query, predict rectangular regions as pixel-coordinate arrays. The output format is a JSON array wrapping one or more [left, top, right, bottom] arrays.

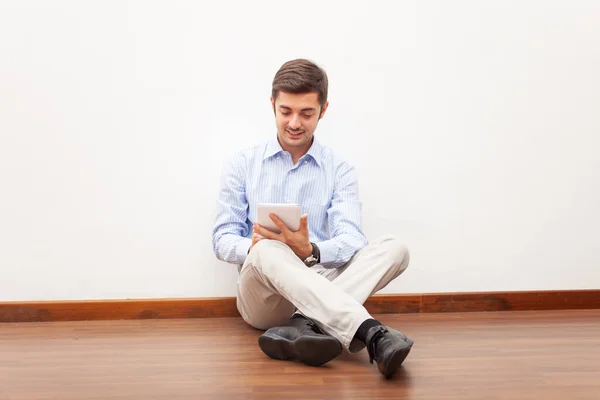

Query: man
[[212, 59, 413, 379]]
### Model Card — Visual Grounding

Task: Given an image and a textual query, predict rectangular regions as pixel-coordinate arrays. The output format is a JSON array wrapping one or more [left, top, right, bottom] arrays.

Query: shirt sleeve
[[316, 161, 368, 268], [212, 154, 252, 264]]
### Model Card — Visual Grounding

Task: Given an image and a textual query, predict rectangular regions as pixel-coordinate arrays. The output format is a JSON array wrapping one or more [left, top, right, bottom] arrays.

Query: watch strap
[[311, 242, 320, 263]]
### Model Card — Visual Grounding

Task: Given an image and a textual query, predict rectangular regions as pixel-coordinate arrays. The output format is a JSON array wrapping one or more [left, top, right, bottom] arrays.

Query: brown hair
[[271, 59, 329, 107]]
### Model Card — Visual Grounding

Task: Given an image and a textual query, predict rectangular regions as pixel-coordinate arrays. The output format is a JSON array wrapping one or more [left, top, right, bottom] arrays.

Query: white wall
[[1, 0, 599, 301]]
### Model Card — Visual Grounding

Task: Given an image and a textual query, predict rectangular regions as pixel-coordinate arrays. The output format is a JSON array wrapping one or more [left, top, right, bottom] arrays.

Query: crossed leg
[[236, 235, 410, 351]]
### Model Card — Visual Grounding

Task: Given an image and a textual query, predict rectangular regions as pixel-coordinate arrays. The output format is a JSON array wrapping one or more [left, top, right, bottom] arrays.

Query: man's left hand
[[253, 214, 312, 260]]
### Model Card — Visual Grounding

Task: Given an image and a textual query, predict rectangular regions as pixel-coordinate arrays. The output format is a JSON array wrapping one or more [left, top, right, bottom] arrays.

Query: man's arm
[[316, 162, 368, 268], [212, 155, 252, 264]]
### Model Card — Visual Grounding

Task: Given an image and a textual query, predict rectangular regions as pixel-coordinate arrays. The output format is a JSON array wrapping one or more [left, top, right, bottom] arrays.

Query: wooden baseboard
[[1, 290, 599, 323]]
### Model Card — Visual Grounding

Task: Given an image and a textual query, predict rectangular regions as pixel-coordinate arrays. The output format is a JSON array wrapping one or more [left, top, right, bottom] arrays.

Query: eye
[[280, 111, 291, 116], [302, 113, 314, 118]]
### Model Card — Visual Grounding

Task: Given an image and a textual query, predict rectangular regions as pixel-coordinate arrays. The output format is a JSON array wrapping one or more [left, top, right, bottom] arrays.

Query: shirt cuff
[[236, 237, 253, 263], [316, 240, 338, 266]]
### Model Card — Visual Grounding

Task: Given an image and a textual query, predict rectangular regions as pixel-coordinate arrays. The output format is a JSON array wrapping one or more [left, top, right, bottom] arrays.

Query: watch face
[[305, 256, 318, 267]]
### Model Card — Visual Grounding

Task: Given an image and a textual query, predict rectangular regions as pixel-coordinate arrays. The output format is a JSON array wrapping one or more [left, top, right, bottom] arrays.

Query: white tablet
[[257, 203, 302, 234]]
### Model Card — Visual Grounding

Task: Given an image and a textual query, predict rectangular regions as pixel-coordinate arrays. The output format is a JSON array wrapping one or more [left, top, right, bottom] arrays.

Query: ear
[[319, 101, 329, 119], [270, 96, 276, 116]]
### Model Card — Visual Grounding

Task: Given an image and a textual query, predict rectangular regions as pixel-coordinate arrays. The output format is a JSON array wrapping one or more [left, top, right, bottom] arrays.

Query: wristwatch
[[303, 243, 320, 267]]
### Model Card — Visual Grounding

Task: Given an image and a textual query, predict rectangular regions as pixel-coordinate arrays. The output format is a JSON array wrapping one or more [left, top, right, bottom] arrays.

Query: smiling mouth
[[286, 129, 304, 136]]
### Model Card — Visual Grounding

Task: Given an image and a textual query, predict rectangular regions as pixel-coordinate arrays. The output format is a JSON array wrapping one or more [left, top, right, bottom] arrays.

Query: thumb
[[300, 214, 309, 232]]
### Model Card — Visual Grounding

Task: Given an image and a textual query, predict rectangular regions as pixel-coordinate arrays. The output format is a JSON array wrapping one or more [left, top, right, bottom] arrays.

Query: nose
[[288, 114, 301, 130]]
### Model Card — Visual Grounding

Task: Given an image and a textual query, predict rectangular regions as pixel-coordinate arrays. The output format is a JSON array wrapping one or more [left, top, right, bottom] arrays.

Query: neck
[[278, 137, 313, 165]]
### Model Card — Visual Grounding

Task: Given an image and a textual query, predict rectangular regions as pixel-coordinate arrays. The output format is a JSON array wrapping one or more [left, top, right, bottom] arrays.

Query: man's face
[[271, 91, 329, 153]]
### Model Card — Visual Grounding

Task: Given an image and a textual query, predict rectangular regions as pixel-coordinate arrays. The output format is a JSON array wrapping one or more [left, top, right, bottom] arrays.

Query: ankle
[[353, 318, 383, 344]]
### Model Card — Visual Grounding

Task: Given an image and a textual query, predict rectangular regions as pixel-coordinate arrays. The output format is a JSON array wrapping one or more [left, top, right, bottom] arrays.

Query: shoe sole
[[258, 332, 343, 367], [378, 338, 414, 379]]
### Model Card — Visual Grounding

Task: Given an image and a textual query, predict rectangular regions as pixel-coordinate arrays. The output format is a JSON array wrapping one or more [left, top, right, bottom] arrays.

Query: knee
[[377, 235, 410, 275], [248, 239, 285, 272], [251, 238, 278, 255]]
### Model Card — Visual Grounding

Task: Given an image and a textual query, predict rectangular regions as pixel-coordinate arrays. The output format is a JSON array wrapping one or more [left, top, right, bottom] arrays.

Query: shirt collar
[[264, 136, 284, 160], [263, 136, 323, 167]]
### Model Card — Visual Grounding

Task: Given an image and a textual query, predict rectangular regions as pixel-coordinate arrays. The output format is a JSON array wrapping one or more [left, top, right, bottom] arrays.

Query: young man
[[212, 59, 413, 379]]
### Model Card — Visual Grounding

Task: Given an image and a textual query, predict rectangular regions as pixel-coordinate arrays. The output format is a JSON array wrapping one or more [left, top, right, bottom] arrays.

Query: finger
[[299, 214, 308, 233], [269, 213, 289, 233], [254, 222, 278, 240]]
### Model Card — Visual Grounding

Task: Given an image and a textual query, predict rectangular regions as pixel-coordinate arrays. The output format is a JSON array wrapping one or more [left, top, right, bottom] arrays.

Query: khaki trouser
[[236, 235, 410, 352]]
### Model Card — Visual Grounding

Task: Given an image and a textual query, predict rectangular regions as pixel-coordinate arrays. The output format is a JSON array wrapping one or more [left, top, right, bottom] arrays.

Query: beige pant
[[236, 235, 410, 352]]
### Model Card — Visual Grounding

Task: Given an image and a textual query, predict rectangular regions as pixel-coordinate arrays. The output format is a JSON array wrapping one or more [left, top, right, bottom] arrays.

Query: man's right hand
[[248, 228, 263, 254]]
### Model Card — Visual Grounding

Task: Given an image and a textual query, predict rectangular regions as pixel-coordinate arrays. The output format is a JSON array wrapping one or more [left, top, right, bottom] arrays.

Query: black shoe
[[258, 316, 342, 367], [366, 325, 414, 379]]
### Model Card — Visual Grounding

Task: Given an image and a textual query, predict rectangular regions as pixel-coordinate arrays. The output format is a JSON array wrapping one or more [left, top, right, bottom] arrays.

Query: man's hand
[[253, 213, 312, 260], [247, 227, 263, 254]]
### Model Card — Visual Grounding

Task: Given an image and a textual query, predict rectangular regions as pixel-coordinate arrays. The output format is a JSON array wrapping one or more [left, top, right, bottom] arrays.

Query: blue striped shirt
[[212, 136, 368, 268]]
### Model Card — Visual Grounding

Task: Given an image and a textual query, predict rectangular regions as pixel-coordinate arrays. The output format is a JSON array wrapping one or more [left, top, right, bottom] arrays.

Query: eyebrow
[[279, 105, 316, 112]]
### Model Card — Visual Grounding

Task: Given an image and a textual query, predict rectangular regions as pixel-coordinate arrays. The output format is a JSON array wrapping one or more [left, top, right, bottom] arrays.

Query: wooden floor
[[1, 310, 599, 400]]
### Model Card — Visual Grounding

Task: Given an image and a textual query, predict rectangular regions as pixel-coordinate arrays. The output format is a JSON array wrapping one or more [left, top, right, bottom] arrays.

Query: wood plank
[[417, 289, 600, 312], [363, 294, 422, 313], [1, 289, 599, 323], [0, 297, 239, 322], [1, 310, 600, 399]]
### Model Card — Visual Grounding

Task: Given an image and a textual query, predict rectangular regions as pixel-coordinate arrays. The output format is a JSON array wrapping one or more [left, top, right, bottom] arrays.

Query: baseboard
[[1, 290, 599, 323]]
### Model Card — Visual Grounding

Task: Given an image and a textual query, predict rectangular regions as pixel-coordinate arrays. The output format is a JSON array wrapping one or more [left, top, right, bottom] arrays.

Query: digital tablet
[[257, 203, 302, 234]]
